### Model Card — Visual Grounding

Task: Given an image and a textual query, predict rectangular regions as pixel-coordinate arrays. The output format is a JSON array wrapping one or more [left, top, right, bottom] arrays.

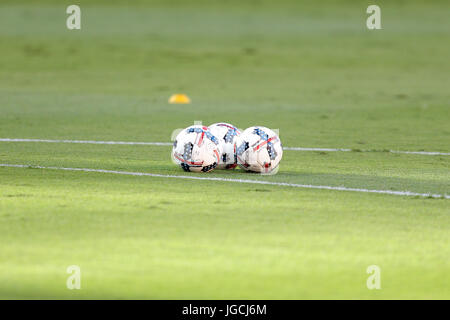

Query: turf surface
[[0, 0, 449, 299]]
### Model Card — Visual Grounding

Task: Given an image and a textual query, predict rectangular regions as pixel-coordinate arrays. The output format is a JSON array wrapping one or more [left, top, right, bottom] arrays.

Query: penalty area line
[[0, 163, 448, 199], [0, 138, 449, 156]]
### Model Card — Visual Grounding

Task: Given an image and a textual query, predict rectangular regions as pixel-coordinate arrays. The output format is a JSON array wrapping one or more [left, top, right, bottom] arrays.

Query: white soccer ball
[[235, 126, 283, 174], [208, 122, 241, 169], [172, 125, 221, 172]]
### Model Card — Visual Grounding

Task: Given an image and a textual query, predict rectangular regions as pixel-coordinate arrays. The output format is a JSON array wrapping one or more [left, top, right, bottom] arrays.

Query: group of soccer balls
[[172, 123, 283, 174]]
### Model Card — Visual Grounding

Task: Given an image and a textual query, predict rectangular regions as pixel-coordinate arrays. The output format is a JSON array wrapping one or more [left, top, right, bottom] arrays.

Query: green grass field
[[0, 0, 449, 299]]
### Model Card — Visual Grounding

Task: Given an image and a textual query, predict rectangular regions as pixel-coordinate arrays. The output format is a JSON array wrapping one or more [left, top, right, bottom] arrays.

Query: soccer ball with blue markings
[[208, 122, 241, 170], [235, 126, 283, 174], [172, 125, 221, 172]]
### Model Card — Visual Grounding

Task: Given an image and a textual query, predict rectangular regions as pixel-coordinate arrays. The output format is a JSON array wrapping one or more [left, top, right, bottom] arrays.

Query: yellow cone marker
[[169, 93, 191, 104]]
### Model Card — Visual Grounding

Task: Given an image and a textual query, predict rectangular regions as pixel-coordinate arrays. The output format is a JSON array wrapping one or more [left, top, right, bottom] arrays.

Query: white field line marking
[[284, 147, 352, 152], [284, 147, 450, 156], [1, 138, 449, 156], [1, 164, 448, 199], [388, 150, 450, 156], [0, 138, 172, 146]]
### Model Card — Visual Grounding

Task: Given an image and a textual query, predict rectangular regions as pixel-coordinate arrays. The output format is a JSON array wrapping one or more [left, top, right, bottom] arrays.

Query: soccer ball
[[208, 122, 241, 169], [172, 125, 221, 172], [235, 126, 283, 174]]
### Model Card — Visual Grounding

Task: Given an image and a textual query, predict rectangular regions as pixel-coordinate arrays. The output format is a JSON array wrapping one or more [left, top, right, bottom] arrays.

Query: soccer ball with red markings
[[172, 125, 221, 172], [235, 126, 283, 174], [208, 122, 241, 170]]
